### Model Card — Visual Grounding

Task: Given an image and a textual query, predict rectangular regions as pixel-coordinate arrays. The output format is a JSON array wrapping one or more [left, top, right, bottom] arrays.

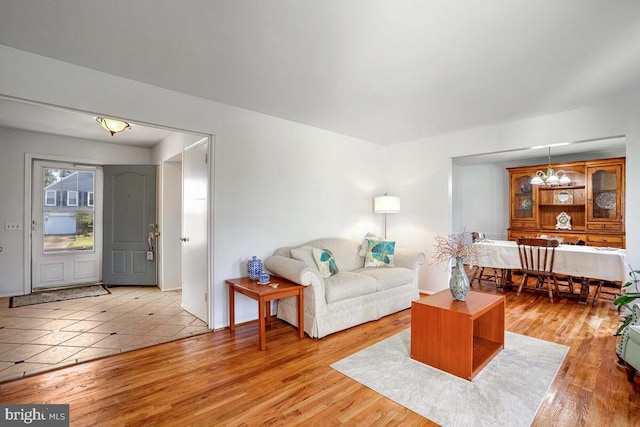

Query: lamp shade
[[374, 195, 401, 213]]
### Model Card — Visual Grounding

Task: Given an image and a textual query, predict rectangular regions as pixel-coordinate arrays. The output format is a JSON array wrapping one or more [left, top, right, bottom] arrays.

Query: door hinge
[[204, 292, 208, 302], [205, 153, 208, 164]]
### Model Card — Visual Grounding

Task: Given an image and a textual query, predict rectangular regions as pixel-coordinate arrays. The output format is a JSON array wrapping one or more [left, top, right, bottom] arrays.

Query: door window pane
[[42, 168, 95, 253]]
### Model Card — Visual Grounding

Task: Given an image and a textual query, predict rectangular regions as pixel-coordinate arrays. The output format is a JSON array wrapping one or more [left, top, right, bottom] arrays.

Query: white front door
[[31, 160, 102, 290], [181, 139, 209, 322]]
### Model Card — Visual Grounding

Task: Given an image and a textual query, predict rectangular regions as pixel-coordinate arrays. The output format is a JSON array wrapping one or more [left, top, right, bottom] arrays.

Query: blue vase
[[247, 256, 262, 280], [449, 257, 470, 301]]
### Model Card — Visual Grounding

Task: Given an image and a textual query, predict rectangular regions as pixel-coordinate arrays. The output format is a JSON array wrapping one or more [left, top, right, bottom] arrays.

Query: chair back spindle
[[516, 238, 560, 302]]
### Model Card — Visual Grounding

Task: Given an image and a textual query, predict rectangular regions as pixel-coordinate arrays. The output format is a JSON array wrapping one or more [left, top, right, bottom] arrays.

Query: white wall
[[2, 45, 639, 326], [158, 160, 182, 291], [151, 131, 204, 164], [0, 126, 150, 297], [452, 162, 509, 240]]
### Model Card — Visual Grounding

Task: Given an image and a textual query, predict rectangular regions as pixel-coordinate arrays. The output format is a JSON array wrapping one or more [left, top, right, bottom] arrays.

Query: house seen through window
[[42, 168, 95, 253]]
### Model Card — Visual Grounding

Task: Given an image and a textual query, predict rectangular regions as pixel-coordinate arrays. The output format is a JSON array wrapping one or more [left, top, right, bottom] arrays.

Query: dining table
[[473, 240, 628, 305]]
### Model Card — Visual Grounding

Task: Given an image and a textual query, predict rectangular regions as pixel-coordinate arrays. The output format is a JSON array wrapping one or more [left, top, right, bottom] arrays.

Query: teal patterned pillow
[[312, 247, 339, 278], [364, 239, 396, 267]]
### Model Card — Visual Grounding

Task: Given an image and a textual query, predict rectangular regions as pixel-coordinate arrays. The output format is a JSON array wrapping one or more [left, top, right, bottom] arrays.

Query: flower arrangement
[[431, 231, 480, 267]]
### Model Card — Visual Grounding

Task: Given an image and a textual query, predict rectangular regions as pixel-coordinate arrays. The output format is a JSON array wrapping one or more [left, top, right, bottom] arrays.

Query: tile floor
[[0, 286, 210, 383]]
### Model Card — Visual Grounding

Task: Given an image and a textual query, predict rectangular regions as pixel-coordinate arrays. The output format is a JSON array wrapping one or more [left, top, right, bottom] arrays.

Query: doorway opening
[[14, 98, 212, 329]]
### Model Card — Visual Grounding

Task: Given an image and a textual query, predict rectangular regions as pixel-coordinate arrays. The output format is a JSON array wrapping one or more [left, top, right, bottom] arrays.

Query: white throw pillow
[[363, 238, 396, 268], [312, 247, 340, 278]]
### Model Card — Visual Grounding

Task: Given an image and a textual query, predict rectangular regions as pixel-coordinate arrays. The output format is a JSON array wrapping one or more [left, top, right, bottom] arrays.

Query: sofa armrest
[[265, 255, 328, 316], [393, 247, 426, 270], [264, 255, 318, 286]]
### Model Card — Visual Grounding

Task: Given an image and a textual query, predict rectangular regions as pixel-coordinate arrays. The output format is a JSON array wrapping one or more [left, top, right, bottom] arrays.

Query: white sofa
[[264, 237, 426, 338]]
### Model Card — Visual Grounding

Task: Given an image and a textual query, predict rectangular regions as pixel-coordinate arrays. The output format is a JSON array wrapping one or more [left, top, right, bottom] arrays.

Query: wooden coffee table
[[410, 290, 505, 380], [226, 276, 304, 350]]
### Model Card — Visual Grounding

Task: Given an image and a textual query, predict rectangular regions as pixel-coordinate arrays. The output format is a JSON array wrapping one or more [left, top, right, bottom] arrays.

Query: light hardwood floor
[[0, 279, 639, 426]]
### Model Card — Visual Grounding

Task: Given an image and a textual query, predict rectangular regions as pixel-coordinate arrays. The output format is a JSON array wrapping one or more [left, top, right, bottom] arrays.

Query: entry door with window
[[31, 160, 102, 290]]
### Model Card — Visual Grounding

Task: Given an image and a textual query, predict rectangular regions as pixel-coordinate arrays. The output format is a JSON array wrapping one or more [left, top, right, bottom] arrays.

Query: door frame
[[204, 136, 214, 328], [157, 136, 214, 327], [24, 134, 215, 328]]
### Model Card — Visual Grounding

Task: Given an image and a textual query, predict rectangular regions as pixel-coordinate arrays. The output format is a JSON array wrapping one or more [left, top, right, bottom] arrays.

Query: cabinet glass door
[[589, 166, 619, 221], [513, 174, 534, 220]]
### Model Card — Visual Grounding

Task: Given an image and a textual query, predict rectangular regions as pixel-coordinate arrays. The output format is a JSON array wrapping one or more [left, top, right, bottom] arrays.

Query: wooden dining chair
[[592, 280, 622, 305], [516, 237, 561, 302], [470, 232, 501, 289]]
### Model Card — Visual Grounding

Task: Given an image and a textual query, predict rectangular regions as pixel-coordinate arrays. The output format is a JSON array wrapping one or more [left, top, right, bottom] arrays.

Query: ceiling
[[0, 98, 175, 148], [0, 1, 639, 151]]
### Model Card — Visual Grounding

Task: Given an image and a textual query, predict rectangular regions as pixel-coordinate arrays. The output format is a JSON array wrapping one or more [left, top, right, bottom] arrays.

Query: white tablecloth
[[474, 240, 628, 282]]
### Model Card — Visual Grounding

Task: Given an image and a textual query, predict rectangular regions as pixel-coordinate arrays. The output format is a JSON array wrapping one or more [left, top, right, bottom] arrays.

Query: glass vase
[[449, 256, 470, 301]]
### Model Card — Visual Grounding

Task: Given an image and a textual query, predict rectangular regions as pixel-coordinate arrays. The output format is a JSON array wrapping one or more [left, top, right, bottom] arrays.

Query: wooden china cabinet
[[507, 157, 625, 248]]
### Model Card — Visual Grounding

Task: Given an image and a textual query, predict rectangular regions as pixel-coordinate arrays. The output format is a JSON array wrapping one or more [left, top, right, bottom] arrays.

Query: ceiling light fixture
[[96, 117, 131, 136], [530, 146, 571, 186]]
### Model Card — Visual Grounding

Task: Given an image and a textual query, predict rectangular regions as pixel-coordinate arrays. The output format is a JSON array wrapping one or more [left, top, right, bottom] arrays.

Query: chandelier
[[530, 147, 571, 186], [96, 117, 131, 136]]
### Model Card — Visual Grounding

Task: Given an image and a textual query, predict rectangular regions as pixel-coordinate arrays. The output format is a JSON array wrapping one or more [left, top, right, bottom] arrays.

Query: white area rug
[[331, 329, 568, 427]]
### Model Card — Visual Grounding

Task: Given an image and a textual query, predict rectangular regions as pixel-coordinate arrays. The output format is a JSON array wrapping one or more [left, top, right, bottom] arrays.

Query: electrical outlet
[[5, 222, 22, 231]]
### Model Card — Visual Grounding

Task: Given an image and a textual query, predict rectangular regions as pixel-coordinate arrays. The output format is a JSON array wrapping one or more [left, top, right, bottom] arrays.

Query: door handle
[[180, 237, 190, 242]]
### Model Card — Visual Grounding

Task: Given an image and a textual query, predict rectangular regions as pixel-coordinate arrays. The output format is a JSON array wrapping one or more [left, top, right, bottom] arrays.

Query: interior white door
[[31, 160, 102, 290], [181, 139, 209, 322]]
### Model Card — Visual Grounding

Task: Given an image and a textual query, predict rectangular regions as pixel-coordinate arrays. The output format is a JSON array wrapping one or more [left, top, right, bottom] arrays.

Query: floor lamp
[[374, 193, 401, 239]]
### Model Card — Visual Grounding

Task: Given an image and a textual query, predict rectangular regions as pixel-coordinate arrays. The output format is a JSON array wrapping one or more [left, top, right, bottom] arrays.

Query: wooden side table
[[225, 276, 304, 350], [411, 290, 505, 380]]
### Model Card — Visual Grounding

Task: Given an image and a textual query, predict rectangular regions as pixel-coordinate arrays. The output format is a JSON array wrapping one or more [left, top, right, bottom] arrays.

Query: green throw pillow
[[364, 239, 396, 267], [312, 247, 339, 278]]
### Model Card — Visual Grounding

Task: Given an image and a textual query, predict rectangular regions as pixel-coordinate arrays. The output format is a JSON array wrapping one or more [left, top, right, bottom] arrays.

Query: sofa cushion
[[312, 247, 339, 278], [290, 246, 319, 272], [324, 272, 377, 303], [355, 267, 413, 291], [364, 238, 396, 267]]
